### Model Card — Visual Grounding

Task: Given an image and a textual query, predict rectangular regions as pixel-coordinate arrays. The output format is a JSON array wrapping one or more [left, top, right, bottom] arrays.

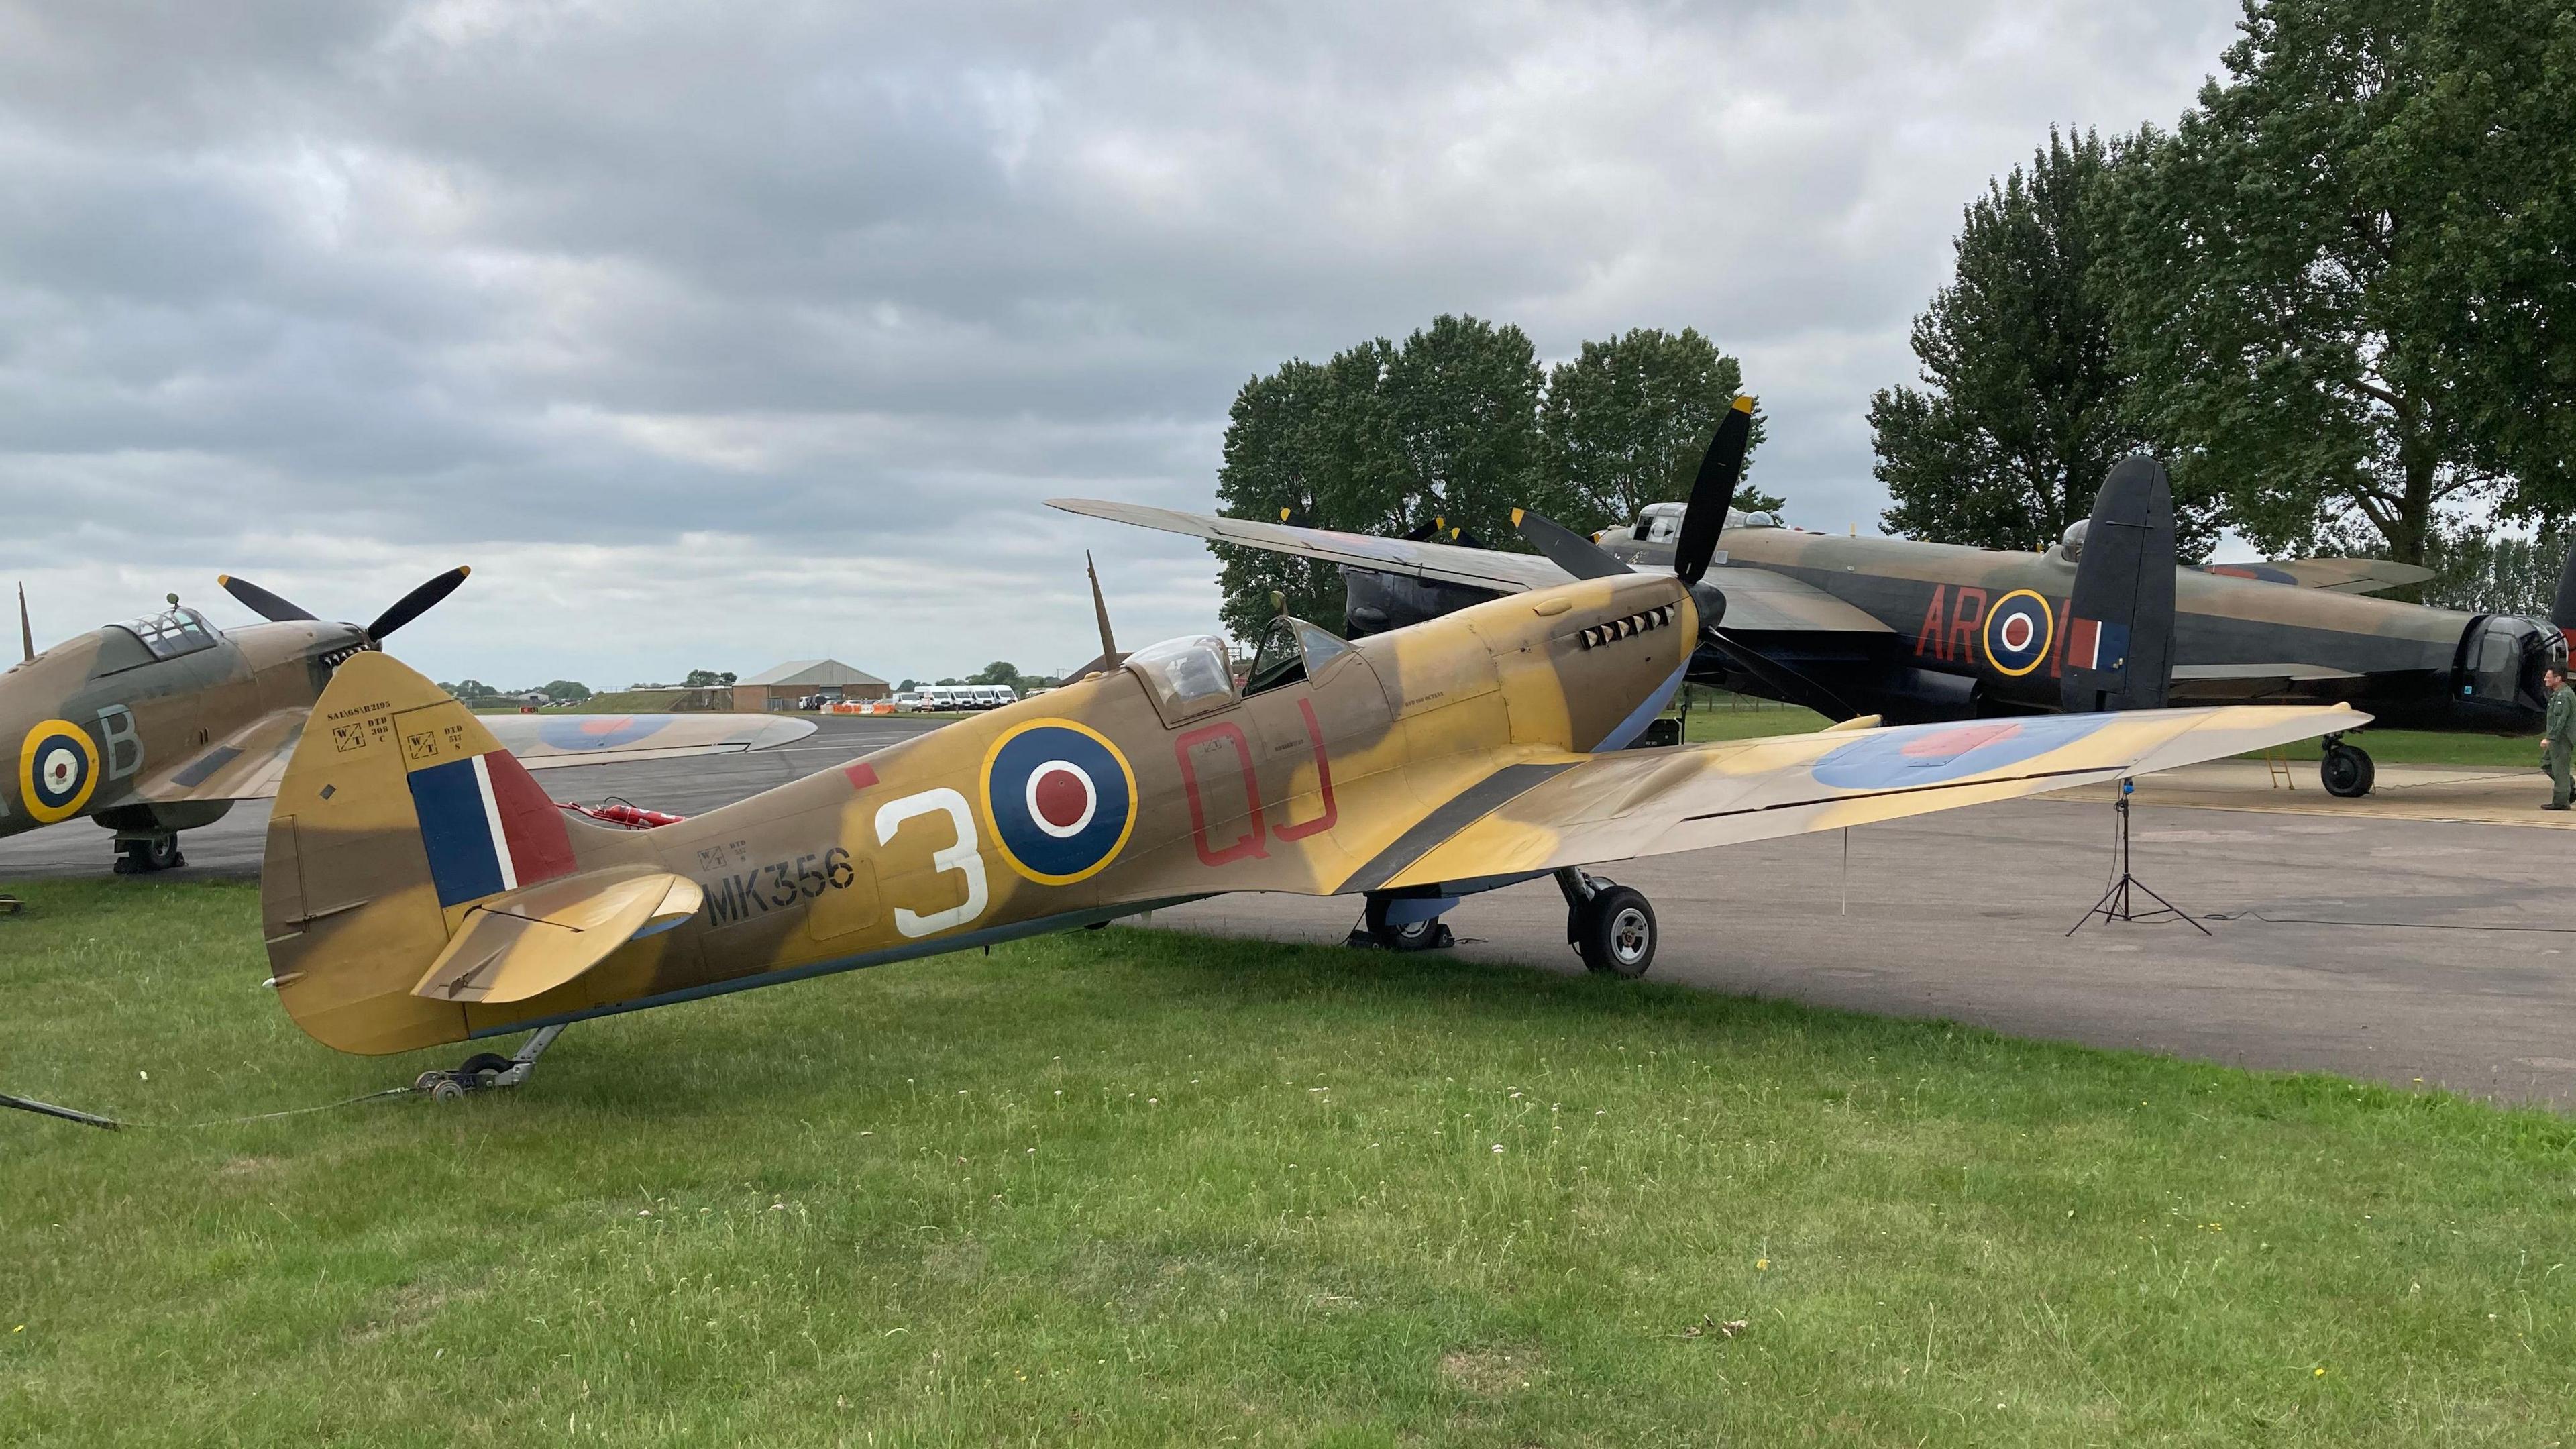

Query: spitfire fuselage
[[266, 573, 1701, 1053]]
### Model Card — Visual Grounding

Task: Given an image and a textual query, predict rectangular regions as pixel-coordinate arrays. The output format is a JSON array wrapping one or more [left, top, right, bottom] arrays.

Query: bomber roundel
[[980, 719, 1138, 885], [1980, 588, 2054, 677], [19, 718, 102, 824]]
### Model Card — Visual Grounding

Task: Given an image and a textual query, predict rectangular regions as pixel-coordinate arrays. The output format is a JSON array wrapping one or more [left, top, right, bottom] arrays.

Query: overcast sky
[[0, 0, 2244, 688]]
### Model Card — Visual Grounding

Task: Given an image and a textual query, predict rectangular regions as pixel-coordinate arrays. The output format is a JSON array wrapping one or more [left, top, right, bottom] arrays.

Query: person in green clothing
[[2546, 664, 2576, 810]]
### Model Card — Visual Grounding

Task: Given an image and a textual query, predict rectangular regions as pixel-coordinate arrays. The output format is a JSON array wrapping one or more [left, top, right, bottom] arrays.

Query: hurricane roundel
[[18, 718, 99, 824], [983, 721, 1136, 883], [1980, 590, 2053, 677], [1812, 711, 2114, 790]]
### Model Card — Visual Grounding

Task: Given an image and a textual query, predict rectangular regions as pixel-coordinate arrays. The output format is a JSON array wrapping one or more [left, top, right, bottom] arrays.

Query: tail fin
[[2061, 455, 2178, 712], [262, 651, 662, 1054]]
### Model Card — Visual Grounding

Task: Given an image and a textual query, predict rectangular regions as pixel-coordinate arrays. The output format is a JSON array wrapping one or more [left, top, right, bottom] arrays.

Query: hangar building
[[733, 659, 891, 711]]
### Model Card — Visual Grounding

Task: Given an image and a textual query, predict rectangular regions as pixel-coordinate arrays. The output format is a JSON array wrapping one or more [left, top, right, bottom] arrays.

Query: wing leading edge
[[1046, 498, 1888, 634], [1348, 704, 2366, 892]]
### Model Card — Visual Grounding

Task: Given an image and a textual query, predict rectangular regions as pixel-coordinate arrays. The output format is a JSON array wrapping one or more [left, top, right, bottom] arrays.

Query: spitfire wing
[[132, 711, 817, 804], [1352, 704, 2365, 892], [1047, 498, 1570, 594], [1049, 498, 1890, 634], [482, 712, 818, 769]]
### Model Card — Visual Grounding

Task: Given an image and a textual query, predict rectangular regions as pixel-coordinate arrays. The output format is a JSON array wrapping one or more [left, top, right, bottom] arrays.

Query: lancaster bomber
[[248, 412, 2355, 1097], [1054, 411, 2564, 798], [3, 570, 812, 871]]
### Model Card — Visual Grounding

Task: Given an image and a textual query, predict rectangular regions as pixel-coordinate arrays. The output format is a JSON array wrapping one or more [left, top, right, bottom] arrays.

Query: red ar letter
[[1915, 586, 1949, 661], [1949, 587, 1988, 665], [1175, 721, 1267, 866], [1271, 698, 1339, 843]]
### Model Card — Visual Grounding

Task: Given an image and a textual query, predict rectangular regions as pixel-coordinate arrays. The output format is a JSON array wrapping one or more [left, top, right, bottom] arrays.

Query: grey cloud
[[1, 0, 2241, 686]]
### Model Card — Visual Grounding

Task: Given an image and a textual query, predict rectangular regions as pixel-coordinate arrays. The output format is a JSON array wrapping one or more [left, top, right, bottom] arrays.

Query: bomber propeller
[[218, 566, 472, 644]]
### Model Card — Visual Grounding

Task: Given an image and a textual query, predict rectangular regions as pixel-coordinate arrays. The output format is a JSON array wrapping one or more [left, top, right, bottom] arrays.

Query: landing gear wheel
[[456, 1052, 515, 1081], [1363, 896, 1450, 952], [2320, 742, 2375, 798], [1572, 885, 1657, 979], [113, 835, 184, 874]]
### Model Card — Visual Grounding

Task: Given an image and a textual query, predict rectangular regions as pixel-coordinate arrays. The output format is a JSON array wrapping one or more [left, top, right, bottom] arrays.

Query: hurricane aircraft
[[1054, 405, 2564, 798], [252, 419, 2356, 1097], [3, 570, 812, 872]]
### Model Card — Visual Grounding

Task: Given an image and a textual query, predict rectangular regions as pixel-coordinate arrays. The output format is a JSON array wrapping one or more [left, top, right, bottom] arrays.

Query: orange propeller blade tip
[[1731, 395, 1755, 414], [1510, 507, 1526, 527]]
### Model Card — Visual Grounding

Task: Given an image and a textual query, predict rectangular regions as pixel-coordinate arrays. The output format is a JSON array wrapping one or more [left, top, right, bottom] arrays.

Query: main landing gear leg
[[1556, 867, 1657, 978], [110, 832, 184, 875], [2319, 733, 2376, 798], [415, 1024, 568, 1102]]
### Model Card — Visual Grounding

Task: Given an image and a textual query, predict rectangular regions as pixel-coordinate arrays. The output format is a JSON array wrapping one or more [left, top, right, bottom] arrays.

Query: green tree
[[2101, 0, 2576, 568], [1542, 327, 1768, 534], [2424, 525, 2573, 615], [682, 669, 737, 688], [966, 661, 1026, 688], [1212, 357, 1362, 639], [539, 679, 592, 704], [1871, 130, 2207, 554], [1379, 314, 1547, 540], [447, 678, 494, 701]]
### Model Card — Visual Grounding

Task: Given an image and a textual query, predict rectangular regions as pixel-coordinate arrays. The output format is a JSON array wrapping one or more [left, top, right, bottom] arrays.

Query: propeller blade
[[365, 566, 471, 641], [1673, 395, 1756, 584], [216, 574, 319, 623], [2553, 539, 2576, 629], [1510, 508, 1633, 580], [17, 582, 32, 663], [1401, 519, 1440, 543]]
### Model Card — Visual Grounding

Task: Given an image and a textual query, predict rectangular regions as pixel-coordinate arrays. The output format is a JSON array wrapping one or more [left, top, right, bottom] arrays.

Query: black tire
[[2321, 745, 2373, 798], [1363, 896, 1444, 952], [1573, 885, 1657, 978], [457, 1052, 515, 1080]]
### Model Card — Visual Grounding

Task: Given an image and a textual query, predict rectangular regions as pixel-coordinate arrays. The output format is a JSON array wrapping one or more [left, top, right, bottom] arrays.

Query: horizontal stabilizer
[[411, 866, 702, 1005]]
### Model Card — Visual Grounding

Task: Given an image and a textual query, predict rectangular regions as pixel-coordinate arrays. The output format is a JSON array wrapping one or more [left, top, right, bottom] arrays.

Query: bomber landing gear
[[111, 833, 184, 874], [1557, 868, 1656, 978], [414, 1024, 568, 1102], [2320, 734, 2375, 798]]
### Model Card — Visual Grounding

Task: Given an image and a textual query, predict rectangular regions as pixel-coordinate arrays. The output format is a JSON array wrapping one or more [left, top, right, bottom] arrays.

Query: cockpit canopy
[[1244, 615, 1354, 697], [1123, 633, 1239, 724], [1629, 500, 1778, 543], [93, 606, 222, 675]]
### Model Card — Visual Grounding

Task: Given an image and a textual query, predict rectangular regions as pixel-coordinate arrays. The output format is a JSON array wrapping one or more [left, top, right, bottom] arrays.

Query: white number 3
[[875, 788, 989, 938]]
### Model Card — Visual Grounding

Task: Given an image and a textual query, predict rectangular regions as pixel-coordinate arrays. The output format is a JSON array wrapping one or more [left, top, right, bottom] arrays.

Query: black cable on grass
[[2, 1085, 419, 1132], [2200, 910, 2576, 934]]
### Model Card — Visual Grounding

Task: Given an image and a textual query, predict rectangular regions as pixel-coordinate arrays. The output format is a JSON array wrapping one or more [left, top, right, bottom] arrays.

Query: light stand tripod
[[2068, 779, 2209, 936]]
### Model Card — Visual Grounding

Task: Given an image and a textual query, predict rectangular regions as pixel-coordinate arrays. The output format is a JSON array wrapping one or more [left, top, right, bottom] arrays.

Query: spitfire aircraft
[[1055, 405, 2566, 798], [253, 437, 2355, 1097], [3, 571, 812, 872]]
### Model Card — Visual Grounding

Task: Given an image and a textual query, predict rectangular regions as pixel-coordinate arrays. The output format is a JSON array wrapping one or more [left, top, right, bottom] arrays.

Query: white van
[[973, 684, 1016, 709]]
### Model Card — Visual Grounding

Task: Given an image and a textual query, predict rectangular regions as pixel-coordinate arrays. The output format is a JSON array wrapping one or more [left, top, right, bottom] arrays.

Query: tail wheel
[[1363, 896, 1444, 952], [1574, 885, 1657, 978], [2320, 744, 2374, 798]]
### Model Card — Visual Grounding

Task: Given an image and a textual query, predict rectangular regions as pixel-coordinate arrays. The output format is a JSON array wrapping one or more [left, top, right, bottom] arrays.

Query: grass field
[[5, 880, 2573, 1446]]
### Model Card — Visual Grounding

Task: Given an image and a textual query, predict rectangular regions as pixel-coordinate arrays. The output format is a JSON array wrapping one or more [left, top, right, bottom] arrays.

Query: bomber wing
[[1341, 704, 2365, 893], [2201, 558, 2437, 594], [1047, 498, 1888, 634], [133, 710, 817, 804]]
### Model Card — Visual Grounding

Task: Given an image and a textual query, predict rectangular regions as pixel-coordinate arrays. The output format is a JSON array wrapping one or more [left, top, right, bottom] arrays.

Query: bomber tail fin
[[260, 651, 665, 1054], [2060, 456, 2178, 713]]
